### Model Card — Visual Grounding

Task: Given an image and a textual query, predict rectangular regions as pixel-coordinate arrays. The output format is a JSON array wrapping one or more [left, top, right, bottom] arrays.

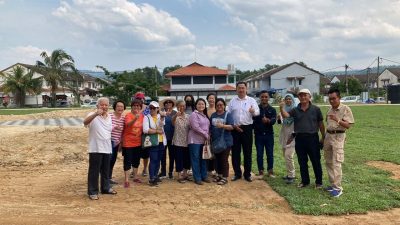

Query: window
[[215, 76, 226, 84], [193, 76, 213, 84], [299, 79, 302, 85], [172, 77, 191, 84]]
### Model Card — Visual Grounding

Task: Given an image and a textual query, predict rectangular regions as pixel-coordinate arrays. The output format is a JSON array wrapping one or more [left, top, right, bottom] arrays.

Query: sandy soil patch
[[0, 110, 399, 224], [367, 161, 400, 180]]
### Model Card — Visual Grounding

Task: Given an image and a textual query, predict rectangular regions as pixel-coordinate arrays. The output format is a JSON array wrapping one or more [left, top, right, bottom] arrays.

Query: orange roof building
[[165, 62, 237, 99]]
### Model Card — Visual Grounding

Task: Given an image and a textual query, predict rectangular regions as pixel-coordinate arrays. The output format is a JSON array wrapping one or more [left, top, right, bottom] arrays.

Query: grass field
[[259, 105, 400, 215]]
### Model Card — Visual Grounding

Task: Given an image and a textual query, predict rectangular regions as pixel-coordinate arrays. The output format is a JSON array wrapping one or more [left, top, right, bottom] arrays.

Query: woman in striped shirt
[[109, 100, 126, 185]]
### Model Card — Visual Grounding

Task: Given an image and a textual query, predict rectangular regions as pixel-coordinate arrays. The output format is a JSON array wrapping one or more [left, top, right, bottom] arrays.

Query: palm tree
[[0, 66, 42, 108], [36, 49, 75, 107]]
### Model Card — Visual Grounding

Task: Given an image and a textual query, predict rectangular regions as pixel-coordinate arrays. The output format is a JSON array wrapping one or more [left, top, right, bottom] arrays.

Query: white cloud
[[211, 0, 400, 70], [196, 44, 257, 69], [0, 1, 5, 5], [230, 17, 257, 34], [0, 45, 47, 68], [52, 0, 195, 45]]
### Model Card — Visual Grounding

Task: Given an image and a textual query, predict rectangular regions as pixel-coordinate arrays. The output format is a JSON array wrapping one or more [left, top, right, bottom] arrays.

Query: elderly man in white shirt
[[84, 97, 117, 200], [227, 82, 260, 182]]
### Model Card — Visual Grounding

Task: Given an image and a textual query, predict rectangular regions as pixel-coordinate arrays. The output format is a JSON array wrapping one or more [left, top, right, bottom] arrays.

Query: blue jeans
[[255, 133, 274, 172], [188, 144, 208, 182], [149, 143, 164, 181]]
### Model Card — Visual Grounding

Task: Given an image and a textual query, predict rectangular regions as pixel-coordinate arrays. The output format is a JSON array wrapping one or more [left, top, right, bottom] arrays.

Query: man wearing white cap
[[279, 89, 325, 189]]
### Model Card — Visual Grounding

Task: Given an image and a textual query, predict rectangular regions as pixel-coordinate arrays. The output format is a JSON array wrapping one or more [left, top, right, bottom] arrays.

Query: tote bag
[[142, 116, 158, 148], [202, 139, 213, 159]]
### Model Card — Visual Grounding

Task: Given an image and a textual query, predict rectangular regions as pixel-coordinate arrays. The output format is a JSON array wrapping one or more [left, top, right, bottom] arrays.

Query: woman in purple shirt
[[188, 98, 210, 185]]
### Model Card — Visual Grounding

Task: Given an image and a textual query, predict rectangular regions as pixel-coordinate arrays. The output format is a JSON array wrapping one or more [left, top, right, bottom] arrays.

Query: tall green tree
[[330, 77, 363, 95], [0, 66, 42, 107], [96, 66, 163, 104], [36, 49, 75, 107]]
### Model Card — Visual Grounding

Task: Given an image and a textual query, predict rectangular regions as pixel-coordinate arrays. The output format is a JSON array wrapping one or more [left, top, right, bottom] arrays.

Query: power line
[[380, 57, 400, 65]]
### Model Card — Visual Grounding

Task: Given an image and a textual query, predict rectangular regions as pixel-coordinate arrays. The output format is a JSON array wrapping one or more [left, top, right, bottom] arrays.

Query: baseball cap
[[134, 92, 145, 99], [298, 89, 311, 95], [149, 101, 159, 108]]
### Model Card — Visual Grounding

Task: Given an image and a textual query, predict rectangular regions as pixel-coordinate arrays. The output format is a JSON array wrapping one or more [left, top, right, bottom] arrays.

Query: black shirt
[[253, 104, 276, 135], [289, 102, 323, 134]]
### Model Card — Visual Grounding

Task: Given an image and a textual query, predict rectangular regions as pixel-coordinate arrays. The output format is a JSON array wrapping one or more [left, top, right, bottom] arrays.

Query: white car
[[340, 96, 361, 103], [81, 101, 97, 108]]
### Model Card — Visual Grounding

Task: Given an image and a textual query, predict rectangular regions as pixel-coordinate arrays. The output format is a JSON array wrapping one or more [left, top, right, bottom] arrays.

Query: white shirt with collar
[[228, 95, 260, 126]]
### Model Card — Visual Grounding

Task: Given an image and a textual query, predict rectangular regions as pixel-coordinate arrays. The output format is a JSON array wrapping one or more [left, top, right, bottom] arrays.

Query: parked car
[[81, 101, 97, 108], [340, 96, 361, 103], [56, 100, 70, 107], [364, 98, 376, 104], [375, 97, 386, 103]]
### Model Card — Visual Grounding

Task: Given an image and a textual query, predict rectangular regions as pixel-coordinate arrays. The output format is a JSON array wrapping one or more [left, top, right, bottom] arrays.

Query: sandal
[[217, 178, 228, 185], [102, 188, 117, 195], [89, 194, 99, 200], [213, 176, 222, 183], [124, 181, 130, 188], [133, 178, 143, 184], [177, 178, 186, 183]]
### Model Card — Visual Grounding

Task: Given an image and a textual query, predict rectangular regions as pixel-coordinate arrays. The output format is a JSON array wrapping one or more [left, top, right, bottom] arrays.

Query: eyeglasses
[[165, 101, 172, 104], [149, 107, 157, 110]]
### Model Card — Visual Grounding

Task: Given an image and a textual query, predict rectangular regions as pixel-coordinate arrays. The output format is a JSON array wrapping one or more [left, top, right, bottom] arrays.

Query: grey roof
[[242, 62, 325, 82]]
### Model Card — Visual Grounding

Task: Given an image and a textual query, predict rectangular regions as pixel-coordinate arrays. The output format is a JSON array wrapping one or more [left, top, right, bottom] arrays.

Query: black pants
[[88, 153, 111, 195], [231, 125, 253, 178], [175, 145, 191, 172], [295, 133, 323, 185], [215, 148, 230, 178], [207, 158, 216, 172], [109, 141, 119, 179], [160, 140, 176, 176]]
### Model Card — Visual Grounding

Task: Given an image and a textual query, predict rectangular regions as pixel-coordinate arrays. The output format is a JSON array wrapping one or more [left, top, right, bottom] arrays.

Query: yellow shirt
[[152, 115, 163, 143]]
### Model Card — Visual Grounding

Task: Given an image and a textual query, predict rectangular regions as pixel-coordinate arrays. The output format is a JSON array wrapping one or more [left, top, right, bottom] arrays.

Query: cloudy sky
[[1, 0, 400, 72]]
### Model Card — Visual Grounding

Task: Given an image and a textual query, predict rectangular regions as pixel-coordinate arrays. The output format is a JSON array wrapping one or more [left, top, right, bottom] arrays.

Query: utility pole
[[376, 56, 380, 98], [367, 67, 371, 97], [155, 65, 158, 97], [345, 64, 349, 95]]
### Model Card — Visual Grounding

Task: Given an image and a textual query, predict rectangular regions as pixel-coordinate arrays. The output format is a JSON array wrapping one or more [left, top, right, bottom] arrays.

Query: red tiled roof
[[218, 84, 236, 91], [165, 62, 227, 77]]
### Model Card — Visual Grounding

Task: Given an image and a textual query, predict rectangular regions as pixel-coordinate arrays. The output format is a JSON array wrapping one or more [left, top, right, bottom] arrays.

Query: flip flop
[[102, 189, 117, 195], [89, 194, 99, 200]]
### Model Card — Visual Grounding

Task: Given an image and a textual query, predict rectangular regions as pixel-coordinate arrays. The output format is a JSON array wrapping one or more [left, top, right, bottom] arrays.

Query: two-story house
[[0, 63, 105, 107], [243, 62, 326, 96], [165, 62, 237, 100]]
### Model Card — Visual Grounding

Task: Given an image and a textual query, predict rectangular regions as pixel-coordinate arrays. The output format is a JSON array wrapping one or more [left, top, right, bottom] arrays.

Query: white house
[[165, 62, 237, 100], [243, 62, 328, 96], [378, 68, 400, 88], [0, 63, 106, 107]]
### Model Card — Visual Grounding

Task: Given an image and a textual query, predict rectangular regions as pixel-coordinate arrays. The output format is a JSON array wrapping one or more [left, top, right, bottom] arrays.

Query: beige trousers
[[279, 123, 295, 178], [323, 133, 346, 190]]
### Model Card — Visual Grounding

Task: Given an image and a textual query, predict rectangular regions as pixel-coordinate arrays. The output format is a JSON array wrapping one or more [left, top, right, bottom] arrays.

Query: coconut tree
[[0, 66, 42, 108], [36, 49, 75, 107]]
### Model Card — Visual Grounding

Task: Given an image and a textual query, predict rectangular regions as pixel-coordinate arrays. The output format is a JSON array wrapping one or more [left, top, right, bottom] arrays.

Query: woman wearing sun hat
[[159, 98, 177, 179]]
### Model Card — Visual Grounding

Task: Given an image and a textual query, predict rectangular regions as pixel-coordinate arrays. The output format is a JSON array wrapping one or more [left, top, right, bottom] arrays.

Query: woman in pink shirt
[[188, 98, 210, 185]]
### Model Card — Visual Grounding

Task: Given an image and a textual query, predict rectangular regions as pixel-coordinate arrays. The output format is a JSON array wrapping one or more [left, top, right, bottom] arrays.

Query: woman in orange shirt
[[122, 99, 144, 188]]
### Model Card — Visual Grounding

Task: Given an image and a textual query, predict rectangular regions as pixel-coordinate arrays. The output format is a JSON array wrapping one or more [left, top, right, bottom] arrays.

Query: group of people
[[84, 82, 354, 200]]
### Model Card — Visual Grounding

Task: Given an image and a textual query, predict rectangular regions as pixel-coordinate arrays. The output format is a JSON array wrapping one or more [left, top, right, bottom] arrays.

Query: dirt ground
[[0, 109, 399, 225]]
